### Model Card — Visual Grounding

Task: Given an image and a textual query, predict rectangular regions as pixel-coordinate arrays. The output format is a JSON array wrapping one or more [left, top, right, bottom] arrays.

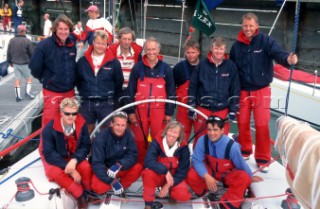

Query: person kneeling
[[142, 121, 192, 209], [186, 116, 263, 209], [91, 111, 143, 200]]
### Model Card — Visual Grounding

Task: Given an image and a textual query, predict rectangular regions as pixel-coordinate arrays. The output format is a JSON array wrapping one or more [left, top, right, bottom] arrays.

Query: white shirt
[[43, 19, 52, 36]]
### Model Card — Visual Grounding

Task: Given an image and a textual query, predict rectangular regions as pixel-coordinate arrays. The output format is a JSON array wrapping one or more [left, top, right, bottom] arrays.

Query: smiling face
[[207, 123, 224, 142], [166, 126, 181, 147], [93, 35, 108, 56], [144, 40, 160, 63], [110, 117, 127, 137], [211, 43, 226, 62], [241, 18, 259, 40], [56, 21, 70, 44]]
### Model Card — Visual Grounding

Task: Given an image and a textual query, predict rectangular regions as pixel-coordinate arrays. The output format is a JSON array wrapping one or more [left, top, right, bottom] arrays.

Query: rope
[[284, 0, 300, 116], [0, 128, 41, 158]]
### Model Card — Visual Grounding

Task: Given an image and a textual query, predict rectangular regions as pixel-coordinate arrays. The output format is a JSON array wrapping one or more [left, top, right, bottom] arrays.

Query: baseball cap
[[85, 5, 99, 13], [17, 25, 28, 32]]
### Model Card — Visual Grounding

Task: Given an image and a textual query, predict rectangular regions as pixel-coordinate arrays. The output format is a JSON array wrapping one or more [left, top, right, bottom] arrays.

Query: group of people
[[13, 3, 298, 209], [0, 0, 24, 32]]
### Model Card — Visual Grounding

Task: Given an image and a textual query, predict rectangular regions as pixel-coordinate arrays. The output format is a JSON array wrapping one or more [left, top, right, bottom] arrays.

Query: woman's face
[[166, 126, 181, 147]]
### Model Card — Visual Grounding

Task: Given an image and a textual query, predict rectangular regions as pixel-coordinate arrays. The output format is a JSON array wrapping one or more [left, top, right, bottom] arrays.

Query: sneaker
[[259, 165, 269, 173], [25, 93, 35, 100]]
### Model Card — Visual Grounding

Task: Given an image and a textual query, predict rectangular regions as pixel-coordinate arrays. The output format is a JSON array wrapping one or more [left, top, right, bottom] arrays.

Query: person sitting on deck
[[186, 116, 263, 209], [91, 111, 143, 200], [142, 121, 192, 209], [41, 98, 92, 209]]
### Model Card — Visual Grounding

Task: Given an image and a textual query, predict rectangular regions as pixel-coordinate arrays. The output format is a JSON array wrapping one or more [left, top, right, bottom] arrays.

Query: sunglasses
[[113, 111, 128, 118], [63, 111, 78, 116], [207, 116, 224, 123]]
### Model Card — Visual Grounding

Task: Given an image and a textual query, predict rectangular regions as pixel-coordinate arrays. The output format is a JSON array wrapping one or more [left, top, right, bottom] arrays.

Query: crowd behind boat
[[6, 2, 299, 209]]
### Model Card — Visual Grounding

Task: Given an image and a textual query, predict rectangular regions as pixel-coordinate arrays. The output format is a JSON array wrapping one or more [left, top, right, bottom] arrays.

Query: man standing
[[13, 0, 24, 33], [76, 30, 123, 135], [42, 98, 92, 209], [109, 27, 142, 107], [43, 13, 52, 37], [187, 116, 263, 209], [82, 5, 113, 46], [30, 15, 77, 127], [91, 111, 143, 199], [126, 37, 176, 164], [7, 25, 34, 102], [188, 37, 240, 148], [173, 40, 200, 142], [229, 13, 298, 172]]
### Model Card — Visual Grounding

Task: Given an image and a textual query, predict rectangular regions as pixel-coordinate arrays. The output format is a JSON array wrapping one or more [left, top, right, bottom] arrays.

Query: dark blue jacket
[[76, 46, 124, 100], [173, 60, 197, 87], [188, 53, 240, 113], [230, 32, 290, 90], [91, 128, 138, 184], [42, 114, 91, 169], [13, 5, 22, 24], [29, 34, 77, 92], [144, 134, 190, 186], [126, 55, 176, 115]]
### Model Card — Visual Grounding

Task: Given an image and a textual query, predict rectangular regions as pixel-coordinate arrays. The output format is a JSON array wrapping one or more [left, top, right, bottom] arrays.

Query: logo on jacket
[[103, 67, 112, 70], [224, 163, 230, 166], [221, 73, 229, 77], [123, 146, 127, 150], [156, 85, 164, 88], [70, 52, 76, 56], [253, 49, 262, 53]]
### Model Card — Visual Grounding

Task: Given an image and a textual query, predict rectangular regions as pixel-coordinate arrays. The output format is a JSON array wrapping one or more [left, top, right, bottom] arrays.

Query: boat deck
[[0, 73, 43, 155]]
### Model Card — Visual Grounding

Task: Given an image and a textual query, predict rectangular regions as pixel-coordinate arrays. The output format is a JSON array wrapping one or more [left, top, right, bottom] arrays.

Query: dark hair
[[51, 14, 74, 33], [206, 116, 225, 129]]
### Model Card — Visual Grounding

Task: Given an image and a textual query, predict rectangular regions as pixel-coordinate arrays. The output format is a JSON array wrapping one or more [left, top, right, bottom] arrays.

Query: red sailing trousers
[[91, 163, 143, 194], [237, 86, 271, 165], [44, 160, 92, 198], [186, 167, 251, 209], [193, 107, 229, 148], [142, 169, 192, 202]]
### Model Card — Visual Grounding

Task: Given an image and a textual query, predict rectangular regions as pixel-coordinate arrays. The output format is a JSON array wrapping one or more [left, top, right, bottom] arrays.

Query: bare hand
[[128, 113, 137, 124], [158, 184, 170, 198], [70, 170, 81, 184], [165, 172, 174, 187], [252, 175, 263, 182], [204, 174, 218, 192], [287, 53, 298, 65], [64, 159, 77, 175]]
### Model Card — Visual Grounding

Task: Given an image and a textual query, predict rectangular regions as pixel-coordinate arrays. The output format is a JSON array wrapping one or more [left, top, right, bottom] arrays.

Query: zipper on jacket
[[148, 84, 153, 117]]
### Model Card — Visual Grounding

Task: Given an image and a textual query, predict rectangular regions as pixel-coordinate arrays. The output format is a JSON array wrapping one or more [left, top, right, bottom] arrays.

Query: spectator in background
[[7, 25, 34, 102], [109, 27, 142, 107], [173, 40, 200, 142], [72, 21, 86, 60], [13, 0, 24, 34], [43, 13, 52, 37], [1, 3, 12, 31], [81, 5, 113, 47]]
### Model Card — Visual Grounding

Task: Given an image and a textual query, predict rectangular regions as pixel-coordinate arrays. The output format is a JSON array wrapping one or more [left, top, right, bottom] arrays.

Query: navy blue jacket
[[91, 128, 138, 184], [42, 114, 91, 169], [144, 134, 190, 186], [13, 5, 22, 24], [29, 34, 77, 92], [173, 60, 197, 87], [126, 55, 176, 115], [188, 53, 240, 113], [76, 46, 124, 100], [230, 32, 290, 90]]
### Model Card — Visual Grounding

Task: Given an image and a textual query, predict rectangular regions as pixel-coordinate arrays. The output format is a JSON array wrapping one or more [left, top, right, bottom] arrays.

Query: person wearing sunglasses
[[142, 121, 192, 209], [188, 37, 240, 148], [91, 111, 143, 202], [187, 116, 263, 209], [76, 30, 124, 135], [41, 98, 92, 209]]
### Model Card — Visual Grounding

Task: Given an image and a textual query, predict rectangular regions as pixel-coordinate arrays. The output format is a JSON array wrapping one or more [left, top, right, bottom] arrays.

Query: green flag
[[192, 0, 216, 36]]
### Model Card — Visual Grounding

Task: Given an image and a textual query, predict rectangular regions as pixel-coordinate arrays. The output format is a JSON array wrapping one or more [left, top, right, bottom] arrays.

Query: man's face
[[241, 18, 259, 39], [56, 22, 70, 43], [93, 35, 108, 56], [166, 126, 181, 147], [119, 33, 133, 51], [88, 11, 99, 19], [207, 123, 224, 142], [185, 47, 200, 65], [60, 107, 78, 126], [211, 44, 226, 61], [144, 41, 160, 62], [110, 117, 127, 137]]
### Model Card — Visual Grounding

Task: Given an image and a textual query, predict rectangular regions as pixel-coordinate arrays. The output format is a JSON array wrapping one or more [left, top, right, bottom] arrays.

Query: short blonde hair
[[59, 98, 79, 110], [161, 121, 185, 143], [211, 37, 226, 47], [242, 13, 259, 24], [94, 30, 109, 41]]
